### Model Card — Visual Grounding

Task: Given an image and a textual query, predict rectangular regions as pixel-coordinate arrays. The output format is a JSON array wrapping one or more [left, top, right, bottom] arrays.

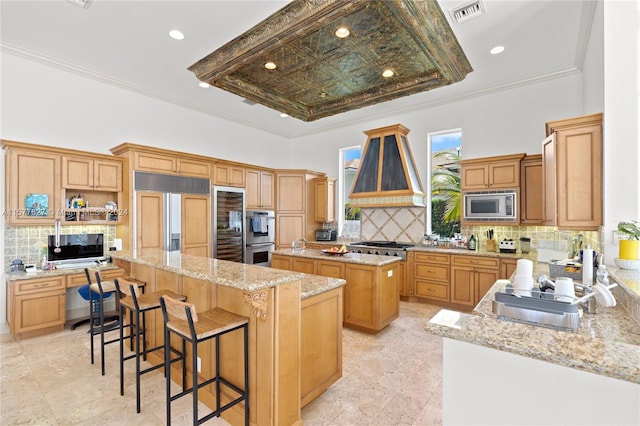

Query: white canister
[[582, 246, 594, 285], [516, 258, 534, 277]]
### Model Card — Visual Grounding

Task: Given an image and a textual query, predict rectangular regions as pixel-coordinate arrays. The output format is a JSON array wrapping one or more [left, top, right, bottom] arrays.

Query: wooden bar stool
[[114, 278, 186, 413], [88, 269, 145, 375], [160, 295, 249, 426]]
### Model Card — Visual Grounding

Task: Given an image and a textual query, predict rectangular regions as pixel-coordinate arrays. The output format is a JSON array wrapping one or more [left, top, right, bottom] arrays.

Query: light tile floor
[[0, 301, 443, 425]]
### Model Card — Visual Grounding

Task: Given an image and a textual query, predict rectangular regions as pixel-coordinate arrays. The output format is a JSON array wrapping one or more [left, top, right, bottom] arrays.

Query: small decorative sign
[[25, 193, 49, 216]]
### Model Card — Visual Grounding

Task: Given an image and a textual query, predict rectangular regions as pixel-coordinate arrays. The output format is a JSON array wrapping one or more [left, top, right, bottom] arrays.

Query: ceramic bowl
[[614, 258, 640, 270]]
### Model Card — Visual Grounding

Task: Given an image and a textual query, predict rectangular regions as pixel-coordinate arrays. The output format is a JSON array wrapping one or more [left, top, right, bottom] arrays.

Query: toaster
[[315, 229, 337, 241]]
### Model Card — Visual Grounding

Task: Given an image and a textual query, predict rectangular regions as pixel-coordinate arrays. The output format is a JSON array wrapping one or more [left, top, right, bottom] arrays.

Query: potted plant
[[617, 221, 640, 260]]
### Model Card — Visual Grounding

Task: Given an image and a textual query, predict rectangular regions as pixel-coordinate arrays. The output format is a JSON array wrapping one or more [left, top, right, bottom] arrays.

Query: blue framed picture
[[25, 193, 49, 216]]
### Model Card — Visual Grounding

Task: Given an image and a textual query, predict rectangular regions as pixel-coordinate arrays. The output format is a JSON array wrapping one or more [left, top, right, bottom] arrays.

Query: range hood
[[349, 124, 425, 208]]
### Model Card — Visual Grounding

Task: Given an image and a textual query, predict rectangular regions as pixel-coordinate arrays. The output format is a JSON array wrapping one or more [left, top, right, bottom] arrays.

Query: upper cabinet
[[213, 162, 245, 187], [542, 113, 603, 230], [3, 143, 62, 226], [246, 168, 274, 210], [112, 143, 211, 178], [62, 156, 122, 192], [460, 154, 525, 191], [520, 154, 543, 224], [314, 177, 336, 223]]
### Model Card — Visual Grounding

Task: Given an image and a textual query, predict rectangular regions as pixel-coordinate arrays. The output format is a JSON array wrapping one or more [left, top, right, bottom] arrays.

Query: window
[[428, 129, 462, 238], [339, 146, 361, 238]]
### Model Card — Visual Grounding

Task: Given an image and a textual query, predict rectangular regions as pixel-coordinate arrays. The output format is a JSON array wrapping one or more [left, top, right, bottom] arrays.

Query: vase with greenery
[[617, 221, 640, 260]]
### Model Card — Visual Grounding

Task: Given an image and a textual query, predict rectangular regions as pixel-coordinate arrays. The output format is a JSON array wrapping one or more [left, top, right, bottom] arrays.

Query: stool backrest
[[161, 295, 199, 323]]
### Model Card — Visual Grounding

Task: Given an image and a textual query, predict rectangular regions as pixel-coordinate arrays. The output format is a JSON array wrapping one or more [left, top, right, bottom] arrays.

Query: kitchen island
[[425, 269, 640, 425], [272, 248, 402, 333], [110, 249, 345, 426]]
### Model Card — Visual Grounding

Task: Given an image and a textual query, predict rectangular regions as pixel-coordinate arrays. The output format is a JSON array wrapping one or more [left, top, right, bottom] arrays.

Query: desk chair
[[160, 295, 249, 426], [114, 278, 186, 413]]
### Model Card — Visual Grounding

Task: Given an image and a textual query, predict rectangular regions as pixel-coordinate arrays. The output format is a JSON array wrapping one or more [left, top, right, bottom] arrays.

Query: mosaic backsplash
[[4, 224, 117, 268]]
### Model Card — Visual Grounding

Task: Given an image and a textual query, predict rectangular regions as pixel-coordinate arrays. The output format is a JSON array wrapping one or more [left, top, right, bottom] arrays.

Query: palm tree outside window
[[429, 130, 462, 238]]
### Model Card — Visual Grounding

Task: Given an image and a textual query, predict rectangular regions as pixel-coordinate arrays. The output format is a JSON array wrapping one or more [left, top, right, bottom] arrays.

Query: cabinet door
[[317, 260, 345, 279], [182, 194, 210, 257], [292, 258, 315, 274], [94, 159, 123, 191], [136, 191, 164, 250], [245, 169, 260, 209], [14, 290, 66, 333], [6, 149, 61, 225], [344, 265, 376, 329], [542, 134, 556, 226], [500, 259, 518, 279], [475, 268, 499, 304], [450, 266, 475, 306], [461, 164, 488, 190], [134, 151, 176, 173], [520, 156, 543, 224], [277, 174, 305, 212], [555, 124, 603, 229], [314, 178, 335, 223], [214, 164, 244, 187], [62, 156, 93, 189], [276, 214, 305, 249], [259, 171, 274, 209], [177, 158, 211, 178], [488, 160, 520, 188], [271, 255, 292, 270]]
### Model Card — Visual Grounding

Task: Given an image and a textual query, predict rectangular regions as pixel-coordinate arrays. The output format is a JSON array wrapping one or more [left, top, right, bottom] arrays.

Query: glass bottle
[[468, 234, 476, 251], [596, 264, 609, 286]]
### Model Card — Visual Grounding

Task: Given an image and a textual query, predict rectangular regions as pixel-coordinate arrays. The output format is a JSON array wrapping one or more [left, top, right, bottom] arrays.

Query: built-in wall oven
[[245, 210, 275, 266]]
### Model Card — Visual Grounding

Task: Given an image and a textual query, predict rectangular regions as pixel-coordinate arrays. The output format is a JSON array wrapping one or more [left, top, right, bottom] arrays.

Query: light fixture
[[169, 29, 184, 40], [319, 92, 328, 98], [198, 82, 210, 88], [382, 69, 394, 78], [280, 113, 289, 118], [264, 62, 277, 70], [490, 45, 505, 55], [335, 27, 350, 38]]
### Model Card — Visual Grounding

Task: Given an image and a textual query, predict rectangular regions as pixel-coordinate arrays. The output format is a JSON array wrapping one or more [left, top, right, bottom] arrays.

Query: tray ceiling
[[188, 0, 473, 121]]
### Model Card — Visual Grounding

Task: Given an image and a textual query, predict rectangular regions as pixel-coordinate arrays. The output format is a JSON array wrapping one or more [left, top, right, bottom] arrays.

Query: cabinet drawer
[[415, 280, 448, 301], [452, 255, 499, 269], [66, 268, 124, 287], [14, 277, 66, 295], [414, 252, 450, 264], [414, 263, 449, 282]]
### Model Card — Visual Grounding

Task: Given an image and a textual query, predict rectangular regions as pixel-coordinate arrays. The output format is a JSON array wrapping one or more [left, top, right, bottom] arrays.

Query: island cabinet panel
[[301, 287, 342, 407], [271, 256, 292, 271], [316, 260, 344, 279], [7, 276, 66, 338], [344, 266, 376, 327], [292, 258, 315, 274]]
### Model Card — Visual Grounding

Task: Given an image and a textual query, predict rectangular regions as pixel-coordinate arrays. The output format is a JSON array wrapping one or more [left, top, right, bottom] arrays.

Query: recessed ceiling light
[[335, 27, 350, 38], [490, 45, 505, 55], [169, 30, 184, 40], [198, 82, 210, 88], [382, 69, 394, 78], [264, 62, 277, 70], [280, 113, 289, 118]]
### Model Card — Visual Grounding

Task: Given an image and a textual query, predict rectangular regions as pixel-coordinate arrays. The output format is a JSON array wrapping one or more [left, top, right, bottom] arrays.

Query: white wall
[[1, 53, 293, 169], [582, 0, 604, 114]]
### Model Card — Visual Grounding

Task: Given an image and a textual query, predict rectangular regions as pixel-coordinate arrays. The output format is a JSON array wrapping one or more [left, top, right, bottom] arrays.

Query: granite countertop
[[300, 274, 346, 299], [425, 264, 640, 384], [111, 249, 304, 292], [272, 248, 403, 266], [6, 264, 121, 281], [408, 245, 537, 260]]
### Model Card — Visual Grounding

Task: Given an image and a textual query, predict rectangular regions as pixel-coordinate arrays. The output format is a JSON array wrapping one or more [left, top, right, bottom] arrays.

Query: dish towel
[[251, 217, 261, 232], [260, 217, 268, 233]]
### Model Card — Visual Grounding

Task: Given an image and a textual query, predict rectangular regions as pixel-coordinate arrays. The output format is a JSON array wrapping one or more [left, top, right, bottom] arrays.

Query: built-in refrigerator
[[212, 186, 246, 262]]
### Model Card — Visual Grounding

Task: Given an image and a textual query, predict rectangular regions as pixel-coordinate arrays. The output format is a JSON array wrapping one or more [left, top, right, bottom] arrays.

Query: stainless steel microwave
[[463, 190, 517, 221]]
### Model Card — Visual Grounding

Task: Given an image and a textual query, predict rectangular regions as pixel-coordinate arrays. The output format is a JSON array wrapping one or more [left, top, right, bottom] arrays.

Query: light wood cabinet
[[542, 113, 603, 230], [62, 156, 122, 192], [177, 158, 211, 178], [133, 150, 177, 174], [412, 252, 450, 302], [182, 194, 210, 257], [520, 154, 543, 224], [135, 191, 164, 251], [277, 173, 307, 213], [116, 143, 211, 178], [246, 168, 274, 209], [313, 177, 336, 223], [213, 163, 245, 187], [460, 154, 525, 191], [451, 255, 500, 307], [3, 145, 61, 225], [500, 258, 518, 279], [7, 276, 66, 338]]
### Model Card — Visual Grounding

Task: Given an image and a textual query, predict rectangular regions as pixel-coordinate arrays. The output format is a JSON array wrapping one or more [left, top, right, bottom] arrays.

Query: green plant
[[431, 150, 461, 223], [618, 221, 640, 240]]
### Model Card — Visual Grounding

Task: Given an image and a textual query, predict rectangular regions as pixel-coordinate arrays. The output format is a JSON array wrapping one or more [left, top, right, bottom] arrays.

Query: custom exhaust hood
[[349, 124, 425, 208]]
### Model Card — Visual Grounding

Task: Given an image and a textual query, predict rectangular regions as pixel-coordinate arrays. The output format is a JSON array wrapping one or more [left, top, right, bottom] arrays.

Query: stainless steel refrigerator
[[212, 186, 246, 262]]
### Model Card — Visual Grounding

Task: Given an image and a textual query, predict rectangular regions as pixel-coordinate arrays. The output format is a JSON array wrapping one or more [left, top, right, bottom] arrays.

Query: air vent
[[66, 0, 92, 8], [449, 0, 485, 24], [242, 99, 257, 106]]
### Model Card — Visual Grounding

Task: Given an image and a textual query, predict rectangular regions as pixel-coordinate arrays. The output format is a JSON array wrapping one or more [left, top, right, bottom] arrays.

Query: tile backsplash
[[360, 207, 426, 243], [4, 224, 117, 268]]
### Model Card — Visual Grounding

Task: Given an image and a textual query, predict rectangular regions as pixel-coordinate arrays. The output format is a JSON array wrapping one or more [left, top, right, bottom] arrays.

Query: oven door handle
[[246, 242, 275, 248]]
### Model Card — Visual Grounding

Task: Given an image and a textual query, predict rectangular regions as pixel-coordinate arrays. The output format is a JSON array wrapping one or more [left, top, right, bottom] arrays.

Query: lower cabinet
[[412, 252, 450, 302], [7, 276, 66, 338], [451, 255, 500, 307], [500, 258, 518, 279]]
